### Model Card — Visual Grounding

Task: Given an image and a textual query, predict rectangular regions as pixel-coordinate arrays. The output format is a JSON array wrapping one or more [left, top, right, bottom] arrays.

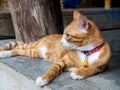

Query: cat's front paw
[[36, 76, 48, 87], [71, 72, 84, 80]]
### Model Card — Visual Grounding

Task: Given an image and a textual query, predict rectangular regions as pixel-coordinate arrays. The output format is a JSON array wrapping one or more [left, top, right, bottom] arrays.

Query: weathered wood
[[8, 0, 63, 42], [62, 8, 120, 30], [0, 11, 11, 18], [0, 11, 14, 38]]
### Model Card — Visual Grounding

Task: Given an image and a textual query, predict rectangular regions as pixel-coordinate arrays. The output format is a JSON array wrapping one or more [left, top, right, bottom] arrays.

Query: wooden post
[[104, 0, 111, 9], [8, 0, 63, 42]]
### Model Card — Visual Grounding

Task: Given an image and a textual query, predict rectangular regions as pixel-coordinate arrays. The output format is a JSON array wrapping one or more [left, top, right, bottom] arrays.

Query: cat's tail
[[0, 41, 22, 52], [0, 41, 41, 58]]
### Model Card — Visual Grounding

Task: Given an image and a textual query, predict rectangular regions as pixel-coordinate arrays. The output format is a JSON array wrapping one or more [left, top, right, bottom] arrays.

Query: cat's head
[[61, 10, 104, 51]]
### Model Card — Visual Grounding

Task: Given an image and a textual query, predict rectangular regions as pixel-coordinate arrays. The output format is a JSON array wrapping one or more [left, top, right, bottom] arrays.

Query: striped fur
[[0, 41, 22, 51], [0, 10, 111, 87]]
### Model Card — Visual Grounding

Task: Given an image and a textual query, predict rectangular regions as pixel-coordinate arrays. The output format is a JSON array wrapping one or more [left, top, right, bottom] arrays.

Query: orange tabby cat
[[0, 10, 111, 86], [0, 0, 9, 10]]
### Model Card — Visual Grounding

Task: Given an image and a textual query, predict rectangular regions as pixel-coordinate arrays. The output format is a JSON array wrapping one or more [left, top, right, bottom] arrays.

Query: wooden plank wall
[[0, 11, 14, 39], [62, 8, 120, 30], [0, 8, 120, 40]]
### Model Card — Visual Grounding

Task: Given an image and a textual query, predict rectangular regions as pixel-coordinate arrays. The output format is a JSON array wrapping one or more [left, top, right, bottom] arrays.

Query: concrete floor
[[0, 70, 18, 90], [0, 63, 50, 90], [0, 30, 120, 90]]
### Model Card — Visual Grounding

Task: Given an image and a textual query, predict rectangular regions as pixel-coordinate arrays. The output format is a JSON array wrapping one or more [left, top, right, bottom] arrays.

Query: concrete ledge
[[0, 30, 120, 90], [0, 63, 51, 90]]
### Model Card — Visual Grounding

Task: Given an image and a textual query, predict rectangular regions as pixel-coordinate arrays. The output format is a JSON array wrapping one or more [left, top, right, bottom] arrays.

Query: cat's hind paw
[[0, 51, 12, 59], [71, 72, 84, 80], [36, 76, 48, 87]]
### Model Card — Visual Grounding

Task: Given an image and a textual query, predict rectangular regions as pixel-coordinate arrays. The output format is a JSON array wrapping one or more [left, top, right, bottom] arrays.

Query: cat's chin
[[61, 38, 94, 51], [63, 43, 95, 51], [77, 44, 96, 51], [61, 42, 72, 49], [63, 45, 73, 50]]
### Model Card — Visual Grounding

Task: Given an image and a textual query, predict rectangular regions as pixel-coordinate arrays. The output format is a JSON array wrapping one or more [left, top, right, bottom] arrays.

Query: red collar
[[84, 43, 104, 56]]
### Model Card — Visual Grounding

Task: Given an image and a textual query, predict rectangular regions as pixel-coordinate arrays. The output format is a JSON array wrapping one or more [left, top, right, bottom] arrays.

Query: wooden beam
[[0, 11, 14, 38], [62, 8, 120, 30]]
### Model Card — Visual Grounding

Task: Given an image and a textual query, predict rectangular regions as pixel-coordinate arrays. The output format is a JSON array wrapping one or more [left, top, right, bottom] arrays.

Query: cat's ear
[[73, 10, 81, 19], [78, 15, 89, 31]]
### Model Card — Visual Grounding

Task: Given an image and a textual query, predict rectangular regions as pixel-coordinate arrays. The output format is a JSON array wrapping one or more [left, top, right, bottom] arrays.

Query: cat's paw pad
[[0, 51, 12, 59], [36, 76, 48, 87], [71, 72, 84, 80]]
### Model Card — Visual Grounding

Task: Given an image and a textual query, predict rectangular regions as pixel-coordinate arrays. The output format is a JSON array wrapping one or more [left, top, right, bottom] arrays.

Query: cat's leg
[[0, 42, 18, 58], [36, 61, 66, 86], [12, 49, 41, 58], [0, 49, 41, 58], [0, 50, 12, 58], [70, 57, 110, 80], [0, 40, 40, 52], [70, 66, 105, 80]]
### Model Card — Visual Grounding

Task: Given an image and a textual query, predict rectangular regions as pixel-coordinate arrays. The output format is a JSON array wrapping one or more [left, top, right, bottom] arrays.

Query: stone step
[[0, 30, 120, 90], [0, 63, 51, 90]]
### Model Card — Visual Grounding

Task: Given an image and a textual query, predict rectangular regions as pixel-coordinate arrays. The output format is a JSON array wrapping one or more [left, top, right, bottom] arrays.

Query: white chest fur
[[39, 46, 47, 59], [77, 51, 100, 66]]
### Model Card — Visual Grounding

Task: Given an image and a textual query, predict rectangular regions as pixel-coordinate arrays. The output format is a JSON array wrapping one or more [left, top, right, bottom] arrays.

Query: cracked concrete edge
[[0, 62, 52, 90]]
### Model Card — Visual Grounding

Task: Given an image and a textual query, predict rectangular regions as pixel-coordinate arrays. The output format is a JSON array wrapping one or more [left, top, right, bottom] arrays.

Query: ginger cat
[[0, 10, 111, 86], [0, 0, 9, 10]]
